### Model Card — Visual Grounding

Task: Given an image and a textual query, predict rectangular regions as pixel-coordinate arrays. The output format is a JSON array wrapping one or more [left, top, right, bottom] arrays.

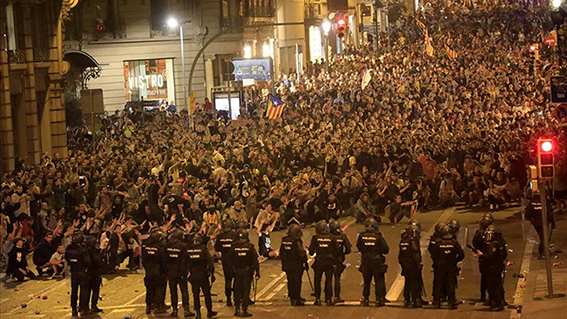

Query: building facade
[[1, 0, 77, 175]]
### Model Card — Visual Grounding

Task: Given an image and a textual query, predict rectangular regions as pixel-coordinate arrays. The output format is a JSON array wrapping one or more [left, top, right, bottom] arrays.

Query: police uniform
[[166, 230, 193, 317], [186, 233, 217, 319], [65, 232, 91, 316], [228, 230, 260, 317], [430, 226, 464, 309], [356, 218, 389, 306], [428, 223, 444, 301], [83, 236, 104, 314], [214, 222, 237, 306], [142, 230, 168, 314], [398, 226, 422, 308], [481, 226, 507, 311], [308, 221, 338, 305], [280, 224, 308, 306], [330, 221, 351, 303], [473, 215, 492, 303]]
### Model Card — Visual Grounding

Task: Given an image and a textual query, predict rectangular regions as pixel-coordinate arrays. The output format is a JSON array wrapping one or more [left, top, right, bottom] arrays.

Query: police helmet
[[222, 218, 236, 232], [149, 229, 163, 243], [479, 216, 493, 230], [288, 224, 303, 239], [236, 229, 250, 243], [236, 220, 248, 230], [438, 225, 452, 239], [405, 225, 419, 238], [447, 219, 460, 235], [85, 236, 98, 249], [329, 220, 341, 233], [191, 232, 205, 246], [71, 231, 85, 245], [434, 222, 446, 234], [407, 218, 422, 233], [315, 220, 330, 234], [171, 228, 185, 241], [484, 225, 501, 242], [364, 217, 379, 231]]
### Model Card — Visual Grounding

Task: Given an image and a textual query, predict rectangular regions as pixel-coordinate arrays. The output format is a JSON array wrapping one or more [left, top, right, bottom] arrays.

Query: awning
[[63, 50, 100, 68]]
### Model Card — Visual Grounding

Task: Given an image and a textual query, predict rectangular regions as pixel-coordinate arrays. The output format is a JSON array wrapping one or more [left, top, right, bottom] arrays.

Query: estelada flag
[[425, 32, 434, 57], [416, 19, 426, 31], [361, 69, 372, 90], [445, 44, 457, 59], [266, 94, 286, 119]]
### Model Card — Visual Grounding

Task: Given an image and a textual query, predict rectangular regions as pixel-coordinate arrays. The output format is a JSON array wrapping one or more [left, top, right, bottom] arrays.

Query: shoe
[[163, 304, 172, 310], [234, 309, 242, 317], [326, 300, 334, 306], [155, 308, 167, 314], [195, 312, 202, 319], [80, 309, 92, 317], [227, 299, 233, 307], [404, 300, 410, 308], [375, 301, 385, 307], [92, 307, 103, 313], [362, 299, 369, 307], [449, 303, 458, 310], [314, 299, 321, 306], [206, 310, 217, 318], [420, 299, 428, 306], [414, 300, 422, 308], [299, 297, 306, 302], [490, 305, 504, 311], [72, 309, 79, 317], [434, 301, 441, 309], [291, 300, 305, 306], [146, 307, 152, 314], [241, 312, 252, 318], [334, 297, 345, 303], [184, 308, 195, 317], [408, 302, 415, 308], [171, 309, 178, 317]]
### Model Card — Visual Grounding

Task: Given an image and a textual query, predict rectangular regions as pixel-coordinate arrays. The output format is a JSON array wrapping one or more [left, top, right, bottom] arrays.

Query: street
[[2, 205, 563, 319]]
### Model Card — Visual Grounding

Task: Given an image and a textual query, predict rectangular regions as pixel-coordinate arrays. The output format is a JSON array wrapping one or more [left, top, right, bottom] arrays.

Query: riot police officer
[[430, 225, 464, 309], [65, 231, 90, 317], [142, 228, 168, 315], [473, 214, 493, 303], [214, 219, 237, 307], [228, 229, 260, 317], [330, 220, 351, 303], [428, 222, 445, 302], [186, 232, 217, 319], [447, 219, 460, 237], [399, 225, 422, 308], [280, 224, 308, 306], [83, 236, 104, 314], [308, 220, 337, 306], [407, 219, 422, 239], [356, 218, 389, 307], [480, 225, 507, 311], [166, 228, 193, 317]]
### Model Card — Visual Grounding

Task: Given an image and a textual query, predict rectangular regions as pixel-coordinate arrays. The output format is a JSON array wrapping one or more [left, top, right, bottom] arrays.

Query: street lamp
[[167, 17, 187, 111], [552, 0, 561, 9], [322, 20, 332, 73]]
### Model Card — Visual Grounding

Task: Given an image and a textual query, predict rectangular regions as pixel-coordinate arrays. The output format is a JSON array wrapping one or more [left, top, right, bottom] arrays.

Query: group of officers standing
[[64, 212, 508, 317]]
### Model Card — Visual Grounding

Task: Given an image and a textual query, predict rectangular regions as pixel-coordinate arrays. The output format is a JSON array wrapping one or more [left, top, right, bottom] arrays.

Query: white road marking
[[109, 308, 136, 314], [510, 241, 535, 319], [263, 282, 287, 301], [1, 298, 10, 304], [7, 279, 68, 313], [125, 290, 146, 306], [385, 207, 455, 301]]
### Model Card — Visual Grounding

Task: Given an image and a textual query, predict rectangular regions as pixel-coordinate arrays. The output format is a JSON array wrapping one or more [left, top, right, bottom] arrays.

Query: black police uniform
[[356, 226, 389, 306], [308, 226, 338, 305], [472, 227, 489, 302], [65, 241, 91, 315], [214, 228, 236, 305], [166, 235, 192, 316], [481, 233, 507, 310], [142, 234, 168, 314], [83, 239, 104, 313], [398, 230, 422, 307], [331, 227, 351, 302], [280, 230, 308, 306], [525, 199, 555, 258], [228, 233, 260, 317], [430, 231, 464, 309], [186, 236, 217, 318]]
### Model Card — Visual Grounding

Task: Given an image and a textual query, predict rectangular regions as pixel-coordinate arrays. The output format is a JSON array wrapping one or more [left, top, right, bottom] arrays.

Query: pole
[[325, 34, 330, 73], [373, 1, 379, 54], [226, 59, 232, 120], [180, 25, 187, 111], [538, 180, 554, 298], [295, 43, 300, 84], [386, 12, 391, 52]]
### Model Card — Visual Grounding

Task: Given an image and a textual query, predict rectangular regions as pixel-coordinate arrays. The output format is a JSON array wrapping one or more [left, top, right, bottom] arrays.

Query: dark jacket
[[214, 230, 236, 261], [308, 233, 338, 265], [280, 235, 308, 272], [332, 231, 352, 264], [228, 240, 260, 276], [186, 243, 214, 276], [356, 230, 389, 266], [142, 239, 167, 277], [165, 238, 187, 278], [65, 243, 91, 277], [33, 238, 56, 267]]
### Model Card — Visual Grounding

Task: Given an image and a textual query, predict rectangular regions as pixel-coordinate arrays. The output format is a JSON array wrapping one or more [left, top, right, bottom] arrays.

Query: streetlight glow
[[322, 20, 332, 35], [262, 44, 271, 57], [167, 17, 179, 29], [552, 0, 561, 8], [243, 45, 252, 58]]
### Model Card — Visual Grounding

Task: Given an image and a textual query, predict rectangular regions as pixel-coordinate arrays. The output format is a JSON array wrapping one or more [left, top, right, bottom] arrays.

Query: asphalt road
[[0, 206, 536, 319]]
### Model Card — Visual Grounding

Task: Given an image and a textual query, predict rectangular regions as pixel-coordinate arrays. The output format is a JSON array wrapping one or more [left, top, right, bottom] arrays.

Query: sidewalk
[[520, 215, 567, 319]]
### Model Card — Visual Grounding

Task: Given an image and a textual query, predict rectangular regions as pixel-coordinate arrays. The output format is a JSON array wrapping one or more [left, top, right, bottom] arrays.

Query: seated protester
[[187, 200, 204, 226], [438, 173, 459, 208], [202, 206, 221, 239], [464, 176, 486, 207], [414, 178, 431, 210], [388, 195, 416, 224], [33, 232, 56, 276], [281, 197, 306, 226], [484, 179, 506, 211], [254, 202, 280, 259], [494, 171, 511, 203], [505, 177, 522, 202], [225, 200, 248, 223], [318, 192, 343, 221], [355, 192, 377, 223], [399, 177, 415, 202], [50, 244, 66, 278], [7, 237, 36, 281]]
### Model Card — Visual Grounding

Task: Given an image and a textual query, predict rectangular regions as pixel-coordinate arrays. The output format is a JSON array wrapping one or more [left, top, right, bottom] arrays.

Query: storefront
[[123, 58, 176, 103]]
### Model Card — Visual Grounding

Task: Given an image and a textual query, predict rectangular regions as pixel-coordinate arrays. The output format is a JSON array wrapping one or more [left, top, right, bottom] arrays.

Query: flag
[[445, 44, 457, 59], [266, 94, 286, 119], [424, 32, 434, 57], [416, 19, 426, 31], [361, 69, 372, 90]]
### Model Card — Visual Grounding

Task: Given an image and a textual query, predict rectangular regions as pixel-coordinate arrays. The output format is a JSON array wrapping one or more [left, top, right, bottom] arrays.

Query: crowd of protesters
[[1, 0, 566, 281]]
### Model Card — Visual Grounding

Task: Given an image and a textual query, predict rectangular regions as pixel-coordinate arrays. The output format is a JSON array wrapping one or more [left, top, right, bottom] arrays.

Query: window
[[5, 3, 16, 50], [150, 0, 168, 30], [123, 58, 176, 102]]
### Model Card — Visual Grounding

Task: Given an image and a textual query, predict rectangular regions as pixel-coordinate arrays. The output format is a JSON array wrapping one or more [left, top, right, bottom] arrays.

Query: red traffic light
[[529, 44, 536, 52], [337, 18, 346, 26], [541, 141, 553, 152]]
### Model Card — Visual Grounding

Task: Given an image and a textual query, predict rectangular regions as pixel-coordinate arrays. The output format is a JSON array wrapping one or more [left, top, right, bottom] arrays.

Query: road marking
[[385, 207, 455, 302], [510, 241, 535, 319], [7, 279, 68, 313], [1, 298, 10, 304], [125, 290, 146, 306], [263, 282, 287, 301], [109, 308, 136, 314]]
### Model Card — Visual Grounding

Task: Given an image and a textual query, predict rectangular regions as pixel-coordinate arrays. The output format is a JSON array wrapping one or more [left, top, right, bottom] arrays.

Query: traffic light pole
[[538, 180, 554, 298]]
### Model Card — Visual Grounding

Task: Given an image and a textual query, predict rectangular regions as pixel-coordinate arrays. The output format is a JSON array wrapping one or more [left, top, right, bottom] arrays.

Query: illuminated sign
[[123, 58, 175, 102]]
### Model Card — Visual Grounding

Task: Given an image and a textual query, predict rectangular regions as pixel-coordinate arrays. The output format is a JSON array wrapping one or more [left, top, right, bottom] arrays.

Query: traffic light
[[529, 43, 539, 60], [336, 17, 346, 38], [537, 138, 555, 178]]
